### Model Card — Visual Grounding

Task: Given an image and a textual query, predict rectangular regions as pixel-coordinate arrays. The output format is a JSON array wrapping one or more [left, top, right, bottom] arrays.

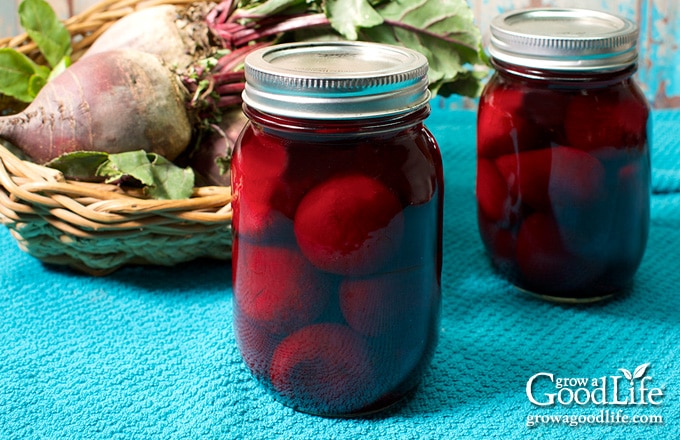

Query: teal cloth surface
[[1, 105, 678, 439]]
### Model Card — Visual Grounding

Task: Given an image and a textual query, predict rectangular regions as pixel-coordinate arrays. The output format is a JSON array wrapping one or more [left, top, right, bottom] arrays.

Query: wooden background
[[1, 0, 678, 108]]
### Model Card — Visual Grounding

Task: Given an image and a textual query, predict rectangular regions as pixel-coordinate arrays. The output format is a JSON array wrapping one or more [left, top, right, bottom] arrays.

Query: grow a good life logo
[[525, 363, 665, 428], [527, 363, 663, 406]]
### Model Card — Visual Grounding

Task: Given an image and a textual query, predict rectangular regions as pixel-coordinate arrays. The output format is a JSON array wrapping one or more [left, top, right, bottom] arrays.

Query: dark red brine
[[477, 8, 651, 302], [232, 42, 443, 416]]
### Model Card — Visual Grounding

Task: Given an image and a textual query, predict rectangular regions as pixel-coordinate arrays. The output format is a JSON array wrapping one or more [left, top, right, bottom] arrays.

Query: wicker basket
[[0, 0, 232, 276]]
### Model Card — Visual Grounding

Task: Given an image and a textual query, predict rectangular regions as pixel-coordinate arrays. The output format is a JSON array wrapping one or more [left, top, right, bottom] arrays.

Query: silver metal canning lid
[[242, 41, 430, 119], [488, 8, 639, 71]]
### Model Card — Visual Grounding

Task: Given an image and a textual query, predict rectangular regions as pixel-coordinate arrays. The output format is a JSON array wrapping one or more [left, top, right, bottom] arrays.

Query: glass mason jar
[[476, 8, 651, 302], [231, 42, 443, 416]]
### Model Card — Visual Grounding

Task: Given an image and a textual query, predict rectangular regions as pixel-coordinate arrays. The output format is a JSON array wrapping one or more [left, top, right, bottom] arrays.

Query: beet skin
[[0, 49, 192, 164]]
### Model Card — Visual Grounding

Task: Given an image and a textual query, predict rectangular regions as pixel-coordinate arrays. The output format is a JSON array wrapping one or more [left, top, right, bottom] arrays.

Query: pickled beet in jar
[[477, 8, 651, 302], [232, 42, 443, 416]]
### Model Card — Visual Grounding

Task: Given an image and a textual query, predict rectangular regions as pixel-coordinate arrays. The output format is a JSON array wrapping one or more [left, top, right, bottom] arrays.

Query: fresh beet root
[[294, 174, 404, 276], [269, 323, 375, 415], [82, 4, 212, 71], [0, 50, 192, 164], [233, 244, 333, 335], [190, 108, 247, 187], [190, 130, 232, 187]]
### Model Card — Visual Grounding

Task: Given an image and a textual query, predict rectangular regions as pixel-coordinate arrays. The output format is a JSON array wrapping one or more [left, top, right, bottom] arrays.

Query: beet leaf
[[19, 0, 73, 68], [47, 150, 195, 200], [363, 0, 488, 97], [204, 0, 488, 108], [0, 48, 50, 102], [0, 0, 72, 103], [325, 0, 383, 39]]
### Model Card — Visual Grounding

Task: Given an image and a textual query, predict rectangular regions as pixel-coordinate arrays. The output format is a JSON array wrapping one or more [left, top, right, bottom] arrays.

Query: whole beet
[[0, 49, 192, 164], [189, 108, 248, 187], [82, 4, 212, 71]]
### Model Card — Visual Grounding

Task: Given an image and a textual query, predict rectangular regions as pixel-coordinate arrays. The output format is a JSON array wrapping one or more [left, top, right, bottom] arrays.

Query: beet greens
[[183, 0, 487, 115]]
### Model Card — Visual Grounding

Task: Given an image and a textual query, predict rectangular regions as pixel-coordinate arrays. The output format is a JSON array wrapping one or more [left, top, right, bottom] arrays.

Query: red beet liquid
[[477, 64, 651, 300], [232, 107, 443, 416]]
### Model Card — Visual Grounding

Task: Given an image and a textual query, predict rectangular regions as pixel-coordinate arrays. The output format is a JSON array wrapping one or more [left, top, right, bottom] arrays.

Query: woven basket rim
[[0, 142, 232, 214]]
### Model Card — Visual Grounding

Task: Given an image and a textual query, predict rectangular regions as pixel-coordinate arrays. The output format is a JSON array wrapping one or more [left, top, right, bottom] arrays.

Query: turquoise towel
[[1, 105, 678, 439]]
